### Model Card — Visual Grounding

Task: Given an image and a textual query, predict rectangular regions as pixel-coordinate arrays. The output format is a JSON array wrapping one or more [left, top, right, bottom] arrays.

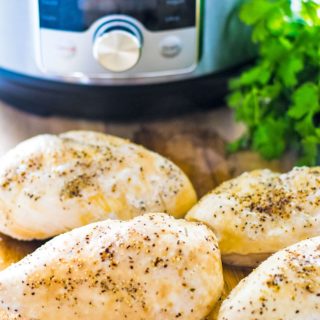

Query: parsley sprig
[[228, 0, 320, 165]]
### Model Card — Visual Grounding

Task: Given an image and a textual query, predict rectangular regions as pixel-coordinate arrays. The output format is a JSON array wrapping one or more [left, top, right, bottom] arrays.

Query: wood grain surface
[[0, 100, 296, 318]]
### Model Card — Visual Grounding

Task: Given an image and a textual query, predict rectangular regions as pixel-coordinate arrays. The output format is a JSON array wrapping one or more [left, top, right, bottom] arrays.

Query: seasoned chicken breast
[[218, 236, 320, 320], [0, 213, 223, 320], [0, 131, 197, 240], [186, 167, 320, 266]]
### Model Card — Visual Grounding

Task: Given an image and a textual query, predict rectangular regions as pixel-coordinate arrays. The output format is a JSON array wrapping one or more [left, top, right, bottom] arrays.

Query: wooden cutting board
[[0, 100, 296, 317]]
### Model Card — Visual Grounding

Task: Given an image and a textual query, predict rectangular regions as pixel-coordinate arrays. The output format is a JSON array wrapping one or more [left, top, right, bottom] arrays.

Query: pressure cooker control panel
[[38, 0, 201, 79]]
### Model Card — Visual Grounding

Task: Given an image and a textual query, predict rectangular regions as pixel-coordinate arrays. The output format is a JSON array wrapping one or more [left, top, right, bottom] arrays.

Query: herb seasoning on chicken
[[0, 213, 223, 320], [187, 167, 320, 266], [0, 131, 197, 240], [218, 236, 320, 320]]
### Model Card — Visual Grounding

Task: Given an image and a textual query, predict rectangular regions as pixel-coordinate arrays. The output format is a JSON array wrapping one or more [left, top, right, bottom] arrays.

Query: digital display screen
[[39, 0, 197, 32]]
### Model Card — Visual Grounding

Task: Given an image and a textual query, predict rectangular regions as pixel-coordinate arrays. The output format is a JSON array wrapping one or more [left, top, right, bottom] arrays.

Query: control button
[[40, 0, 59, 6], [164, 16, 182, 23], [93, 27, 142, 72], [40, 15, 58, 22], [160, 36, 182, 58], [57, 40, 77, 59], [165, 0, 187, 5]]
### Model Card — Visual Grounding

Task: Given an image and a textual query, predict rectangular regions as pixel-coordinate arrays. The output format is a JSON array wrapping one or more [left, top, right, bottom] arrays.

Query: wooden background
[[0, 100, 295, 319]]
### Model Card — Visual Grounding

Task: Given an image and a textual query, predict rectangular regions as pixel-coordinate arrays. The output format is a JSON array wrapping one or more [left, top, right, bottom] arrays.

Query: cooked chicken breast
[[0, 131, 197, 240], [218, 236, 320, 320], [0, 310, 15, 320], [186, 167, 320, 266], [0, 213, 223, 320]]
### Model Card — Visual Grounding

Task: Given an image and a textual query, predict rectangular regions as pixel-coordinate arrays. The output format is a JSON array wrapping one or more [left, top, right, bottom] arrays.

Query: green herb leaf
[[239, 0, 279, 25], [295, 114, 316, 136], [298, 136, 320, 166], [277, 54, 304, 87], [288, 82, 320, 119], [252, 117, 288, 159]]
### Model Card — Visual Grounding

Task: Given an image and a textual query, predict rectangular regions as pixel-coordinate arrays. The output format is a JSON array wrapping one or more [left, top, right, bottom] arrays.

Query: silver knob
[[93, 27, 142, 73]]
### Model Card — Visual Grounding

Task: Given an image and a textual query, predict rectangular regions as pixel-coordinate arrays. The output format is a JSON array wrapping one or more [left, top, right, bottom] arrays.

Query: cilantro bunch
[[228, 0, 320, 165]]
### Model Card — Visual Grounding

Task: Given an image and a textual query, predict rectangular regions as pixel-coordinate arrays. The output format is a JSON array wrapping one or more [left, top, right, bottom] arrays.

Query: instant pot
[[0, 0, 254, 119]]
